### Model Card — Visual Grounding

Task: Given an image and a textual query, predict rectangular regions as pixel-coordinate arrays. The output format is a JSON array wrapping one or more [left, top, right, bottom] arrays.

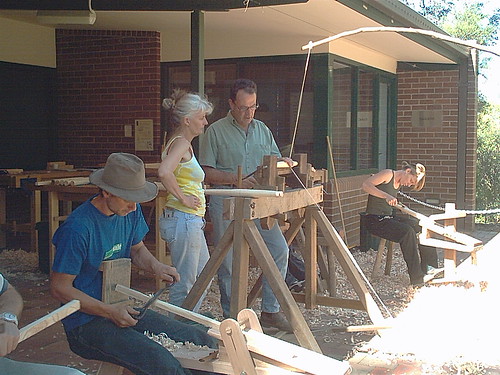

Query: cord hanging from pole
[[288, 46, 312, 159], [326, 135, 348, 248]]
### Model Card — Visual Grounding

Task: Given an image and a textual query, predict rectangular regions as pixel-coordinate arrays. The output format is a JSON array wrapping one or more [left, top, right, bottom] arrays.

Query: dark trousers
[[65, 310, 219, 375], [364, 214, 438, 284]]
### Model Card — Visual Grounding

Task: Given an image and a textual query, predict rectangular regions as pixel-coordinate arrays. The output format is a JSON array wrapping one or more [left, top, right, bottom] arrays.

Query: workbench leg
[[243, 220, 322, 353], [155, 196, 167, 289], [220, 318, 258, 375], [325, 245, 337, 297], [30, 190, 41, 252], [48, 191, 59, 271], [443, 248, 457, 279], [0, 188, 5, 249], [304, 207, 318, 309], [443, 218, 458, 280], [230, 197, 251, 318]]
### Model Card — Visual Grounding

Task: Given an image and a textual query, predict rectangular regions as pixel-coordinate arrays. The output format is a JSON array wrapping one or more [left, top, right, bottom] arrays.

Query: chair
[[371, 238, 395, 278], [96, 259, 131, 375]]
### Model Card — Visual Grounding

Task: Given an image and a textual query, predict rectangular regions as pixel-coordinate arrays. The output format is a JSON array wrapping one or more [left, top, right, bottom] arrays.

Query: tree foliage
[[400, 0, 455, 25], [401, 0, 500, 223], [476, 99, 500, 222]]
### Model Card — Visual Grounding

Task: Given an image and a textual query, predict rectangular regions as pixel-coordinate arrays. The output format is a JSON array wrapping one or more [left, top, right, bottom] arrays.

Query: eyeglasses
[[234, 104, 259, 112]]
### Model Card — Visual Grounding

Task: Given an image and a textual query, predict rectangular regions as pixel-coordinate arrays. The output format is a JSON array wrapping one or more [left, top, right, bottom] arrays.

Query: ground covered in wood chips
[[1, 223, 499, 375]]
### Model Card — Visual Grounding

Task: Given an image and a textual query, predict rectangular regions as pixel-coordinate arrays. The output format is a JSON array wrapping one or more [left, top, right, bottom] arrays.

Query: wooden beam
[[116, 284, 220, 329], [206, 189, 283, 198], [116, 285, 350, 375], [100, 258, 131, 304], [243, 220, 322, 353], [311, 208, 385, 325], [0, 0, 308, 11], [230, 198, 251, 317], [19, 300, 80, 342], [304, 207, 318, 308], [224, 186, 322, 220], [182, 221, 235, 310], [291, 293, 364, 310]]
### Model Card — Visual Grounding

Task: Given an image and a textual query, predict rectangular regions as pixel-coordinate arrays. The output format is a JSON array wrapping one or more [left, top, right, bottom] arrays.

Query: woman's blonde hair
[[402, 161, 426, 191], [162, 89, 213, 128]]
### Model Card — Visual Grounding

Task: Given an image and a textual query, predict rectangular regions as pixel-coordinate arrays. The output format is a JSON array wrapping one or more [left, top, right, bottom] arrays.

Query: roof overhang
[[0, 0, 470, 73]]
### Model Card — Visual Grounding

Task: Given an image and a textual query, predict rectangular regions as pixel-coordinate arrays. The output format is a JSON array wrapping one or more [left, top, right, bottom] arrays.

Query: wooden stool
[[96, 258, 132, 375], [371, 238, 394, 278]]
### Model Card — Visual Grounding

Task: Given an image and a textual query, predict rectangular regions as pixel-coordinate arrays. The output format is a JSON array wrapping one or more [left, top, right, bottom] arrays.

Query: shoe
[[423, 266, 444, 283], [288, 280, 305, 293], [260, 312, 293, 333], [410, 275, 425, 287]]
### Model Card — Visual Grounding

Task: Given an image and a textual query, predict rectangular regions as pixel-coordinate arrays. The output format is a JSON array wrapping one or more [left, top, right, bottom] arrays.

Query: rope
[[326, 136, 349, 247], [289, 168, 324, 213], [288, 170, 392, 318], [398, 191, 500, 215], [286, 31, 392, 318], [288, 46, 312, 159]]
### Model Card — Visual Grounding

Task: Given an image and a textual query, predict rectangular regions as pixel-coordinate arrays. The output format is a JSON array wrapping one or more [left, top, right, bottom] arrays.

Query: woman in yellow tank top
[[158, 90, 213, 312]]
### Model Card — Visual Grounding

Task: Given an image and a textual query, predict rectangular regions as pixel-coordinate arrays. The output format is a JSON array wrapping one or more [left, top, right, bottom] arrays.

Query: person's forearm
[[50, 277, 113, 319], [131, 243, 160, 275], [0, 285, 23, 317], [203, 167, 237, 186], [362, 181, 393, 200], [159, 172, 188, 205]]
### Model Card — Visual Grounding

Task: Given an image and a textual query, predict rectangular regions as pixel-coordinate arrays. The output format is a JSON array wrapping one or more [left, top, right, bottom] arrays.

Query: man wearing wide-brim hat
[[50, 153, 218, 375]]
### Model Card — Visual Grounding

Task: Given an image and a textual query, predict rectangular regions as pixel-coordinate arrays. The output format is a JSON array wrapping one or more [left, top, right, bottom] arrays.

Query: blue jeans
[[65, 310, 218, 375], [159, 208, 211, 312], [0, 358, 84, 375], [209, 195, 289, 317]]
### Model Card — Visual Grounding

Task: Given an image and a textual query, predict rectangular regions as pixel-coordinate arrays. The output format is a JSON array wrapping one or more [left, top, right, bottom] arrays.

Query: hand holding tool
[[135, 284, 171, 320]]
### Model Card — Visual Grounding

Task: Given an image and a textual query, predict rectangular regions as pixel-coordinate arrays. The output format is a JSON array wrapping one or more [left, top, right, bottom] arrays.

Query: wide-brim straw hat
[[89, 153, 158, 203]]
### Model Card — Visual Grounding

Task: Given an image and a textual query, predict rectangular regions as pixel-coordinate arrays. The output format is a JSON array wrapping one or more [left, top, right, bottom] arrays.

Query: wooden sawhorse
[[182, 185, 388, 352]]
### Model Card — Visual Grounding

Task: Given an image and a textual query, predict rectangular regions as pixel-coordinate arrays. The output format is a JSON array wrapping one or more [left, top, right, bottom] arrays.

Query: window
[[161, 55, 395, 173]]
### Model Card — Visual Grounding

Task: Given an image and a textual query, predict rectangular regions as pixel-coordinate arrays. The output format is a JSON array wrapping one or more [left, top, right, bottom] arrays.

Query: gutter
[[337, 0, 469, 62]]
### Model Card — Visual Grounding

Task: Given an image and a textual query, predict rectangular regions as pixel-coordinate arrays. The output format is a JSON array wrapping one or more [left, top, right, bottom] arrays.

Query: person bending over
[[362, 161, 438, 286], [50, 152, 218, 375]]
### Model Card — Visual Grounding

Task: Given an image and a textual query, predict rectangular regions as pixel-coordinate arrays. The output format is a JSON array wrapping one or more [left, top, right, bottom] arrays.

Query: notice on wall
[[411, 110, 443, 128], [135, 119, 154, 151], [346, 111, 373, 128]]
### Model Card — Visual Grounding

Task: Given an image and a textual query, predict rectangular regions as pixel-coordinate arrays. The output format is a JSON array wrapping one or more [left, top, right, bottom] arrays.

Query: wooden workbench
[[32, 183, 168, 286], [0, 169, 91, 251]]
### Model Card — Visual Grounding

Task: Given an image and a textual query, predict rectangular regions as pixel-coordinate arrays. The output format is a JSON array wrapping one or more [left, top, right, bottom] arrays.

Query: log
[[19, 300, 80, 342], [52, 177, 90, 186], [115, 284, 220, 329], [205, 189, 283, 198]]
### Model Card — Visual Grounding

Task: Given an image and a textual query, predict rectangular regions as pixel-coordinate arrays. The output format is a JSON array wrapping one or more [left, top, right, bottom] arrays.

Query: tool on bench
[[135, 284, 172, 320]]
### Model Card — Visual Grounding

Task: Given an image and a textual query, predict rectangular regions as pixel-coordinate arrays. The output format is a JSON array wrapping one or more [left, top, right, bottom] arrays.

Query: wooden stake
[[19, 300, 80, 342]]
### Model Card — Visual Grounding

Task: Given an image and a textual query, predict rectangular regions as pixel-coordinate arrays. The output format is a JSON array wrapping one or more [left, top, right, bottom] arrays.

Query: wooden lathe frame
[[182, 182, 387, 352]]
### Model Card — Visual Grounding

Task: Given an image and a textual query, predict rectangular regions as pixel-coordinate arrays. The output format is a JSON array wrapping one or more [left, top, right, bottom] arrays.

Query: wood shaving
[[144, 331, 211, 352]]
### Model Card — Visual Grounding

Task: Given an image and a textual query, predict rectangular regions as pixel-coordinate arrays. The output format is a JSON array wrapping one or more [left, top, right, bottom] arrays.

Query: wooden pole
[[326, 136, 348, 246], [19, 300, 80, 342], [205, 189, 283, 198]]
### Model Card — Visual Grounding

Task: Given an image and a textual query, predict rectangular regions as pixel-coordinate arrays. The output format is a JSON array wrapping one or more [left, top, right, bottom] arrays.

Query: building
[[0, 0, 478, 246]]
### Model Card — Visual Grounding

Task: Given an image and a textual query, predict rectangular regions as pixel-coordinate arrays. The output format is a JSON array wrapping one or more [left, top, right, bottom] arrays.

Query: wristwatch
[[0, 312, 18, 326]]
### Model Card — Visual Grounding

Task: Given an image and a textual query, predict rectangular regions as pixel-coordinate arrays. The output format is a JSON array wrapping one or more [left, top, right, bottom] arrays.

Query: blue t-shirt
[[52, 196, 149, 332], [0, 273, 8, 295]]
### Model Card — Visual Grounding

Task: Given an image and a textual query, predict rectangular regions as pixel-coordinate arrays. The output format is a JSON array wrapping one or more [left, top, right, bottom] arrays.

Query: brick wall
[[323, 175, 370, 248], [323, 58, 478, 247], [396, 60, 477, 229], [56, 29, 161, 167]]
